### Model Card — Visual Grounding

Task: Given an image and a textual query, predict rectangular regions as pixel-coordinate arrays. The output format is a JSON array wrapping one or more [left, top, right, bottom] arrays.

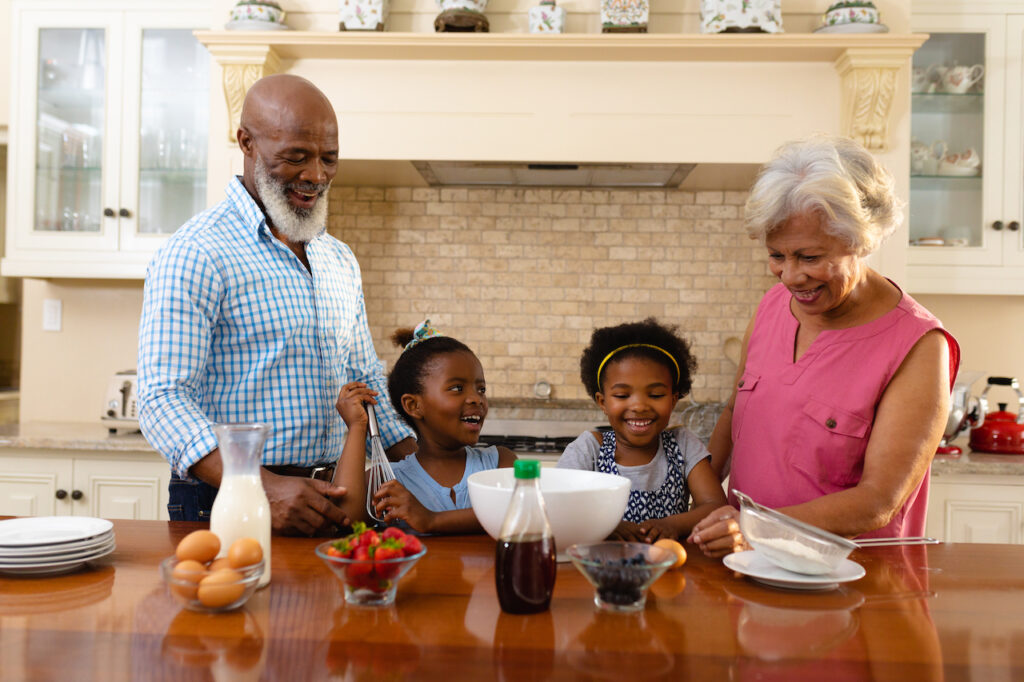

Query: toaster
[[102, 370, 140, 433]]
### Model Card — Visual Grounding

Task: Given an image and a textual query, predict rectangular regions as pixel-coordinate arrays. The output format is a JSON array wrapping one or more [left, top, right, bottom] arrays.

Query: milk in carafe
[[211, 423, 273, 587]]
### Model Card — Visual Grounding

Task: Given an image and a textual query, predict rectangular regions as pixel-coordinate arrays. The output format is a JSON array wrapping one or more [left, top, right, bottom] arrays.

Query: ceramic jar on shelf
[[339, 0, 389, 31], [529, 0, 565, 33], [700, 0, 783, 34], [601, 0, 648, 33], [435, 0, 489, 32]]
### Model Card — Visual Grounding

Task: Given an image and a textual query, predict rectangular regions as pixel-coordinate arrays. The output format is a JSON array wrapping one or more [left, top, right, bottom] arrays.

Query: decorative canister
[[700, 0, 783, 34], [339, 0, 389, 31], [601, 0, 648, 33], [529, 0, 565, 33], [435, 0, 489, 31], [226, 0, 288, 29]]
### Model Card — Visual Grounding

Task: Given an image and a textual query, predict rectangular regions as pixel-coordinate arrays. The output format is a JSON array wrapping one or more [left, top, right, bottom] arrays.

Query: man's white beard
[[254, 157, 330, 243]]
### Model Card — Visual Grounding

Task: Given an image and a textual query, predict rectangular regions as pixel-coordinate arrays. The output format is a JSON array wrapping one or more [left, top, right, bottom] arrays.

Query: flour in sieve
[[752, 537, 834, 574]]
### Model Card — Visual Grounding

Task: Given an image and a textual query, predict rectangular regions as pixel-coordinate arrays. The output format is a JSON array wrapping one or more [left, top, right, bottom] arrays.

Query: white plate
[[0, 516, 113, 547], [0, 536, 116, 565], [0, 543, 116, 576], [814, 23, 889, 34], [224, 19, 290, 31], [724, 550, 865, 591], [0, 529, 114, 558]]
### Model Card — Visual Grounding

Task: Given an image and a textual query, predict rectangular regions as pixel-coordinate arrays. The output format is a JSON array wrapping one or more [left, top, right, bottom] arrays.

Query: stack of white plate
[[0, 516, 116, 577]]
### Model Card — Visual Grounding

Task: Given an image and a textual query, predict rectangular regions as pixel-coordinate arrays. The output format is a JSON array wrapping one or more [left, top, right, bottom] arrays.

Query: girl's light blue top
[[390, 444, 499, 512]]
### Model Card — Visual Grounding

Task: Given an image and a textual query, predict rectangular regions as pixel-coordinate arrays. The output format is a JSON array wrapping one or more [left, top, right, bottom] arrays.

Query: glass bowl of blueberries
[[567, 542, 676, 612]]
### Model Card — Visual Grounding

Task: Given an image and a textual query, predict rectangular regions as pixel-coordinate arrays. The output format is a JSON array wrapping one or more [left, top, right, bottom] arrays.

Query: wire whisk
[[365, 403, 396, 523]]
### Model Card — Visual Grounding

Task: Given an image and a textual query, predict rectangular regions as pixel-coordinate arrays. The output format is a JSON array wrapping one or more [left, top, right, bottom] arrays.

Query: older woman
[[689, 135, 960, 557]]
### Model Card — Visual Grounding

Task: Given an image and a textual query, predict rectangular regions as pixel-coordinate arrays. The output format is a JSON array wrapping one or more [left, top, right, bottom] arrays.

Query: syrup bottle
[[495, 459, 556, 614]]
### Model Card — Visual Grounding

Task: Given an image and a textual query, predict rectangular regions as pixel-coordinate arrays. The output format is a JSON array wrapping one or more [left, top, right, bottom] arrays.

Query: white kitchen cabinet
[[926, 475, 1024, 544], [0, 449, 170, 521], [0, 1, 211, 279], [908, 6, 1024, 294]]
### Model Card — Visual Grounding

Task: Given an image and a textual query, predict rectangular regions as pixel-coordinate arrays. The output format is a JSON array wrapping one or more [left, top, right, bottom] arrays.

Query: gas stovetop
[[477, 434, 576, 454]]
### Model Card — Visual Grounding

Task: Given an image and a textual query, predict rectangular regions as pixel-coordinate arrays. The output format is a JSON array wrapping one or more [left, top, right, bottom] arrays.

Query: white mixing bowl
[[467, 467, 630, 561]]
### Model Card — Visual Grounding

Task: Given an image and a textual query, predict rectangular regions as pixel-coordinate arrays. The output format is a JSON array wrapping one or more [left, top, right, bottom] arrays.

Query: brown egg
[[227, 537, 263, 569], [198, 569, 246, 608], [176, 530, 221, 564], [170, 559, 207, 600], [208, 557, 233, 572]]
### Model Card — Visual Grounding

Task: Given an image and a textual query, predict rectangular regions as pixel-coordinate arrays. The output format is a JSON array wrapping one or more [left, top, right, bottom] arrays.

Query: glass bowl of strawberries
[[316, 522, 426, 607]]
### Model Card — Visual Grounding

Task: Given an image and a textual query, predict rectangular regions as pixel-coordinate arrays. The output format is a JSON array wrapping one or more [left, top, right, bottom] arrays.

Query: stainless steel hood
[[412, 161, 696, 188]]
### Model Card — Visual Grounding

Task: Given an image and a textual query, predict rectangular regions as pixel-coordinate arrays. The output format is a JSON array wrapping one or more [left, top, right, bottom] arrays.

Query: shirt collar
[[227, 175, 270, 236]]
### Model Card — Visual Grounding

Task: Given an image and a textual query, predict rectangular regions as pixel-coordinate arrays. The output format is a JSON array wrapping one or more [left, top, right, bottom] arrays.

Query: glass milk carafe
[[211, 423, 272, 587]]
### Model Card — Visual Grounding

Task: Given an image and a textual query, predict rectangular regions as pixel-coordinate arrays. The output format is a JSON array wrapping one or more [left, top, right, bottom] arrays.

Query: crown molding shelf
[[196, 31, 927, 152]]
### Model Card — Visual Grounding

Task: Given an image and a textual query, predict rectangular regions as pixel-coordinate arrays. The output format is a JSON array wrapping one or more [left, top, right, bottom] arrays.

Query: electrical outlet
[[42, 298, 62, 332]]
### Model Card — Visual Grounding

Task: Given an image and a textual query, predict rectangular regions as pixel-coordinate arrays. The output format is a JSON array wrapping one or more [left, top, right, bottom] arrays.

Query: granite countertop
[[0, 421, 153, 453]]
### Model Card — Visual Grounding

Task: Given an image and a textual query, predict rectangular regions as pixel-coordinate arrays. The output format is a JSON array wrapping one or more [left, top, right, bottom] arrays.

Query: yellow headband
[[596, 344, 680, 388]]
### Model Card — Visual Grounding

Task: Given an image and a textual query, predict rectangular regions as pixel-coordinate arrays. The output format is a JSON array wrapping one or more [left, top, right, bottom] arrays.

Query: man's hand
[[371, 479, 435, 533], [262, 471, 350, 536]]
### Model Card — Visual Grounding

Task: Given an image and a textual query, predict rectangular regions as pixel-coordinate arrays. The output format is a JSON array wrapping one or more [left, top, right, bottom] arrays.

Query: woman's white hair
[[744, 134, 903, 257]]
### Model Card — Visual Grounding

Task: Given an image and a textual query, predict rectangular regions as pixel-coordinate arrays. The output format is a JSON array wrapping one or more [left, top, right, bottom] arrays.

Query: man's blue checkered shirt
[[138, 177, 413, 478]]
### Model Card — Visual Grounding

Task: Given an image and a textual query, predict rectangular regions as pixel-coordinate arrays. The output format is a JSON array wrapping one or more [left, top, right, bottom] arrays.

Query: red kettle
[[969, 377, 1024, 454]]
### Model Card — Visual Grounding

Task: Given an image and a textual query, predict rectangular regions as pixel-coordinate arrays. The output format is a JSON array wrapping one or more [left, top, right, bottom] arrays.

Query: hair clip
[[405, 319, 444, 350]]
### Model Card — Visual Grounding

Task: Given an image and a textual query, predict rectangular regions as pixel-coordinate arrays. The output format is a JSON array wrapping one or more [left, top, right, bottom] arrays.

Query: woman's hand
[[687, 505, 749, 558], [609, 521, 647, 543], [335, 382, 377, 428], [372, 479, 435, 533]]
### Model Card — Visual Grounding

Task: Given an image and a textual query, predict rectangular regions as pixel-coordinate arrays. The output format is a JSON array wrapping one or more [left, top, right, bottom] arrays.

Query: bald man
[[138, 75, 415, 535]]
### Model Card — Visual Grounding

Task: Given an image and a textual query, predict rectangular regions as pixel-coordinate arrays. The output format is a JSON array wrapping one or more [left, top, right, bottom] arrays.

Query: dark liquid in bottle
[[495, 535, 556, 614]]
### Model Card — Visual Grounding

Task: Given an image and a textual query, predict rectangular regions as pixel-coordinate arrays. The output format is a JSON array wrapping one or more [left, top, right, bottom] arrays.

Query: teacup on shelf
[[910, 139, 947, 175], [938, 148, 981, 176], [941, 64, 984, 94]]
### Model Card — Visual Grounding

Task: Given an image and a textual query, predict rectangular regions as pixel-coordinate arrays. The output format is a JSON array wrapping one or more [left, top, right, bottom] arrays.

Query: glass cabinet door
[[34, 28, 106, 234], [134, 29, 210, 237], [909, 19, 1004, 268]]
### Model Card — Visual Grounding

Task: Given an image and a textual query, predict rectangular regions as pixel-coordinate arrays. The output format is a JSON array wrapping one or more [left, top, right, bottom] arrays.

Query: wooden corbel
[[204, 45, 282, 142], [834, 48, 914, 152]]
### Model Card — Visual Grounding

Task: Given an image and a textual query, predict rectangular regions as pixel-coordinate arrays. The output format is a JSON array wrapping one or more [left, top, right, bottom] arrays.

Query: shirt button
[[826, 418, 837, 429], [738, 380, 745, 388]]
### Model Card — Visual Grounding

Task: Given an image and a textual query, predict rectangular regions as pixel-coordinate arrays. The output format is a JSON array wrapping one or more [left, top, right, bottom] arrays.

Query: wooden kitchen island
[[1, 520, 1021, 681]]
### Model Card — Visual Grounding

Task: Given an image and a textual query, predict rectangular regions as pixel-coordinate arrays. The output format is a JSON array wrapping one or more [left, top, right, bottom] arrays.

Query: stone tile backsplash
[[328, 185, 776, 403]]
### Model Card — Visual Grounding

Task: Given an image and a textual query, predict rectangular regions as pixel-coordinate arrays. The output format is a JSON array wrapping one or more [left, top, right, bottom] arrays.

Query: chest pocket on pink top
[[791, 396, 871, 487], [731, 372, 760, 445]]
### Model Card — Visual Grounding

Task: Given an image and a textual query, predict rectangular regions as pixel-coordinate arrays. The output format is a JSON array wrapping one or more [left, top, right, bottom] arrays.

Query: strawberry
[[346, 545, 374, 590], [354, 528, 381, 551], [381, 526, 405, 542], [372, 539, 404, 579], [399, 534, 423, 557], [327, 538, 353, 559]]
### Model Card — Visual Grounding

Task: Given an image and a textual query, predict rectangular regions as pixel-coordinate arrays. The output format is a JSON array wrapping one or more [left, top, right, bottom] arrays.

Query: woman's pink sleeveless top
[[727, 282, 960, 539]]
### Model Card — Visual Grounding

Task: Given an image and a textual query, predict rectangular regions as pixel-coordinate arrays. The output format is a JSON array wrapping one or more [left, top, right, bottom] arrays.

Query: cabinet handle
[[103, 208, 115, 217], [992, 221, 1004, 231], [1009, 221, 1020, 232], [71, 490, 84, 501], [55, 489, 68, 500], [118, 208, 132, 218]]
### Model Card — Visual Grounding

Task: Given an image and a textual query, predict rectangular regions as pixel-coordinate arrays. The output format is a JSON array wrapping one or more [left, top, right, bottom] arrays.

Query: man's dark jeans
[[167, 472, 218, 522]]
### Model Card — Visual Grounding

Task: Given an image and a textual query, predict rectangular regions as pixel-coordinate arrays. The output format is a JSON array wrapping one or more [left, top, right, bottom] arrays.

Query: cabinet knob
[[118, 208, 132, 218], [55, 489, 68, 500], [103, 208, 115, 217], [1009, 221, 1020, 232], [71, 490, 84, 501], [993, 221, 1004, 231]]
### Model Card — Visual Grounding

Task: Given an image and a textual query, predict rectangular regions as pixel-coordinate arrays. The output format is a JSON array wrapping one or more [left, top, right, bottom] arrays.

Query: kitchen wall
[[332, 185, 776, 402]]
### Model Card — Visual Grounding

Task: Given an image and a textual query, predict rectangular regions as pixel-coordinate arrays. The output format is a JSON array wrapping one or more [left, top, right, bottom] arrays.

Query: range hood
[[412, 161, 695, 188]]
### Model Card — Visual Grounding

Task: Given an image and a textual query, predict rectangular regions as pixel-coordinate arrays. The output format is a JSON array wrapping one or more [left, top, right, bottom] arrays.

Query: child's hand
[[608, 521, 646, 543], [639, 518, 678, 543], [372, 479, 435, 533], [335, 382, 377, 428]]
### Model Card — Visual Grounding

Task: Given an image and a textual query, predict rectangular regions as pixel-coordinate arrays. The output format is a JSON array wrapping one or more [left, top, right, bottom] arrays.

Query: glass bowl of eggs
[[161, 530, 265, 613]]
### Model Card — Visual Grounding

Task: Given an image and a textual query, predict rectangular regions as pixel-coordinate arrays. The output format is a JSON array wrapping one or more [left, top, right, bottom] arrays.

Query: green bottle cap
[[513, 459, 541, 479]]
